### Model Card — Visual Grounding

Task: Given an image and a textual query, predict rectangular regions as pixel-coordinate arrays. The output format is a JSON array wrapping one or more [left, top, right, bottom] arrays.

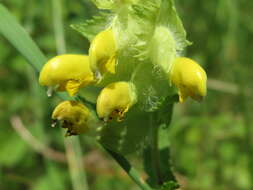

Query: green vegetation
[[0, 0, 253, 190]]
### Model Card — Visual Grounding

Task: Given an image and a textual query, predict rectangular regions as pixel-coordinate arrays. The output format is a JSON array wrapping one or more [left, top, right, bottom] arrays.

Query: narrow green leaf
[[0, 4, 74, 100], [0, 4, 46, 72], [104, 146, 153, 190]]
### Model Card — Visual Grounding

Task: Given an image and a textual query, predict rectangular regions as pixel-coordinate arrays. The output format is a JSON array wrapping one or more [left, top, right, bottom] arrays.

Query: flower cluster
[[39, 0, 207, 139], [39, 27, 207, 136], [39, 28, 138, 136]]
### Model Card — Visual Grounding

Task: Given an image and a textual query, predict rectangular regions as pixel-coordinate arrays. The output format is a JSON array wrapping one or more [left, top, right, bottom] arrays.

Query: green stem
[[52, 0, 66, 54], [145, 101, 178, 190], [104, 147, 153, 190], [63, 135, 89, 190], [150, 114, 163, 185]]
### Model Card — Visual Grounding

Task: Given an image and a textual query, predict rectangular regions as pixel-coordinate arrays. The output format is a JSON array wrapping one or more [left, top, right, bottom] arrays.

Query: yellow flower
[[52, 101, 92, 136], [96, 81, 137, 122], [39, 54, 94, 96], [89, 28, 117, 79], [170, 57, 207, 103]]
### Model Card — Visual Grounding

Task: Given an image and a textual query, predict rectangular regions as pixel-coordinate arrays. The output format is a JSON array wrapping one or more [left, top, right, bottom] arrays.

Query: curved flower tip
[[52, 101, 92, 136], [89, 28, 117, 79], [170, 57, 207, 103], [96, 81, 137, 122], [39, 54, 94, 97]]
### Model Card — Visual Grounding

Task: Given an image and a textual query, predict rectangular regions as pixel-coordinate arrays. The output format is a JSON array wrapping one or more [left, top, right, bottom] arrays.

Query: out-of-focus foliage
[[170, 0, 253, 190], [0, 0, 253, 190]]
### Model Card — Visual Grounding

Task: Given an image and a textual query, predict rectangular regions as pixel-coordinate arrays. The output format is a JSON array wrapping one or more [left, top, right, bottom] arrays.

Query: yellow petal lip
[[89, 28, 117, 78], [39, 54, 94, 96], [52, 101, 91, 136], [96, 81, 137, 122], [170, 57, 207, 103]]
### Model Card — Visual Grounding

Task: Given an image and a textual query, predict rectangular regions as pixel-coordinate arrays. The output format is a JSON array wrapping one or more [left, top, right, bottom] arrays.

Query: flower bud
[[52, 101, 92, 136], [89, 28, 117, 79], [170, 57, 207, 102], [39, 54, 94, 96], [96, 81, 137, 122]]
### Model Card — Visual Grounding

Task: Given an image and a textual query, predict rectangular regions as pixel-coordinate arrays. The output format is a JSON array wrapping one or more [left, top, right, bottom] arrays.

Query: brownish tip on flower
[[52, 101, 92, 136]]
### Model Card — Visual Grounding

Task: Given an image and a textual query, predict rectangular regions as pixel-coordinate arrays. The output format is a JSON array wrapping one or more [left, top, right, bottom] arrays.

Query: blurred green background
[[0, 0, 252, 190]]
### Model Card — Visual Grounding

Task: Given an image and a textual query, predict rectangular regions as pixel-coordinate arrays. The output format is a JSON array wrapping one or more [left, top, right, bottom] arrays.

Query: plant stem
[[63, 135, 89, 190], [150, 114, 163, 185], [52, 0, 66, 54], [145, 102, 178, 190], [104, 147, 153, 190]]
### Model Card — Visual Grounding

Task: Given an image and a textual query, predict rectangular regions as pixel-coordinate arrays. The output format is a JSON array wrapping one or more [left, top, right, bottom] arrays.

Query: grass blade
[[0, 4, 46, 71]]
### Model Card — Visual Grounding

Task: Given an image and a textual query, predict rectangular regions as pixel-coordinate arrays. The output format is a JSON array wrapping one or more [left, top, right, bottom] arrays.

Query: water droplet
[[95, 71, 102, 80], [47, 87, 53, 97], [51, 120, 57, 128]]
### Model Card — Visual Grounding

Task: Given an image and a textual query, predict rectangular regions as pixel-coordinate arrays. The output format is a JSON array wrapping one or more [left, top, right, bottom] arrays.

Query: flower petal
[[96, 81, 137, 121], [170, 57, 207, 102], [52, 101, 92, 136], [39, 54, 94, 96], [89, 28, 117, 78]]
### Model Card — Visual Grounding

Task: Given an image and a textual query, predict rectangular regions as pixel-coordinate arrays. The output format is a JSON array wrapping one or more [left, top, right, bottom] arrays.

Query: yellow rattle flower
[[170, 57, 207, 103], [89, 28, 117, 79], [96, 81, 137, 122], [39, 54, 94, 97], [52, 101, 92, 136]]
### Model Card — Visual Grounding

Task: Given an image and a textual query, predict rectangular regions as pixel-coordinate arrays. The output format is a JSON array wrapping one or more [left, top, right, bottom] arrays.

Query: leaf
[[159, 181, 180, 190], [0, 4, 74, 100], [156, 95, 178, 127], [71, 12, 113, 41], [98, 105, 151, 154], [156, 0, 190, 51], [91, 0, 115, 9], [0, 4, 46, 72], [103, 146, 153, 190], [148, 0, 190, 74], [91, 0, 139, 10], [131, 61, 172, 112], [115, 0, 159, 61]]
